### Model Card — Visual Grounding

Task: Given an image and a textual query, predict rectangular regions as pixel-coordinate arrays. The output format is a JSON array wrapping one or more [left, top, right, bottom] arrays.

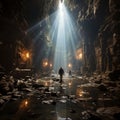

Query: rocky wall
[[76, 0, 119, 74]]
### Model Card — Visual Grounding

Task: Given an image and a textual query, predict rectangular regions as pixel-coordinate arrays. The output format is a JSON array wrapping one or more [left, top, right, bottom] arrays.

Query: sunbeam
[[50, 0, 79, 72], [26, 0, 80, 72]]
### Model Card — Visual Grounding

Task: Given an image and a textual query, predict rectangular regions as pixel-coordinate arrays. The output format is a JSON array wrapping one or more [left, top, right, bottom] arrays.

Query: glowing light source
[[45, 82, 48, 86], [25, 100, 28, 107], [68, 81, 72, 86], [19, 50, 31, 62], [43, 59, 48, 67], [26, 52, 30, 59], [59, 0, 64, 7], [59, 0, 64, 17], [45, 62, 48, 66], [76, 88, 84, 97], [20, 99, 29, 109], [59, 1, 62, 9], [68, 63, 72, 68], [76, 48, 83, 60], [79, 92, 83, 97], [50, 63, 52, 67], [78, 53, 82, 59]]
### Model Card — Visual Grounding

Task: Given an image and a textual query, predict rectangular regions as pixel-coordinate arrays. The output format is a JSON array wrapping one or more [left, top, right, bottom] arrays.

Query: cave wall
[[96, 0, 120, 72], [76, 0, 120, 73]]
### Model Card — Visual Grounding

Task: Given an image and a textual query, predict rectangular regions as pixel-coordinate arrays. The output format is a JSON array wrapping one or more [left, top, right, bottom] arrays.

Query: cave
[[0, 0, 120, 119]]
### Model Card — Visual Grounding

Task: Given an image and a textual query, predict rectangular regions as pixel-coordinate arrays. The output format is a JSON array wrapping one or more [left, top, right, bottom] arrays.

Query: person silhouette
[[58, 67, 64, 83], [69, 70, 72, 77]]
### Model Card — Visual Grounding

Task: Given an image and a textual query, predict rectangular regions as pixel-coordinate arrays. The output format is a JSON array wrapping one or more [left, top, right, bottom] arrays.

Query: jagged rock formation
[[72, 0, 120, 74]]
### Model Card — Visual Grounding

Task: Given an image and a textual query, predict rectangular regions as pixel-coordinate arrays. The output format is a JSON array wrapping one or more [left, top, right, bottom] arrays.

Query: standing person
[[58, 67, 64, 83], [69, 70, 72, 77]]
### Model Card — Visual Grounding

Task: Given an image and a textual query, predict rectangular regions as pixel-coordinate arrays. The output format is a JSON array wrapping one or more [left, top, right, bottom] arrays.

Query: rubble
[[17, 82, 27, 91], [69, 109, 76, 113], [59, 99, 67, 103], [0, 99, 5, 105], [0, 73, 120, 119], [0, 77, 12, 95], [97, 84, 107, 92], [94, 79, 102, 84], [87, 113, 102, 120], [108, 70, 120, 81], [96, 107, 120, 115], [57, 117, 72, 120], [96, 106, 120, 119]]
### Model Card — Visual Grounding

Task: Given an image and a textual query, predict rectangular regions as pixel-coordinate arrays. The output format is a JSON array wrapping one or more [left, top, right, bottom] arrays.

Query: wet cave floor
[[0, 74, 120, 120]]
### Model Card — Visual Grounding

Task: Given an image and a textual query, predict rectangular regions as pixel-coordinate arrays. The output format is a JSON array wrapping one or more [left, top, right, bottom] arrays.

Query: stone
[[96, 107, 120, 115], [2, 95, 11, 101], [42, 100, 53, 104], [32, 83, 44, 88], [69, 95, 76, 99], [22, 88, 33, 92], [59, 99, 67, 103], [0, 99, 5, 105], [0, 78, 10, 95], [95, 79, 102, 84], [12, 93, 21, 98], [51, 92, 57, 97], [97, 84, 107, 92], [70, 109, 76, 113], [51, 100, 56, 105], [88, 113, 102, 120], [17, 82, 27, 91], [57, 117, 72, 120], [108, 70, 120, 81]]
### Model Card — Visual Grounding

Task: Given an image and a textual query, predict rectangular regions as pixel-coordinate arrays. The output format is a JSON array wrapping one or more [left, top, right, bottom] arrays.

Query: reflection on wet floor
[[0, 75, 120, 120], [20, 99, 29, 108]]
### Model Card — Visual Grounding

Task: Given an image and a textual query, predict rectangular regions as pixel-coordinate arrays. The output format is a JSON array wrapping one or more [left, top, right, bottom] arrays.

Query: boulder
[[108, 70, 120, 81], [97, 84, 107, 92]]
